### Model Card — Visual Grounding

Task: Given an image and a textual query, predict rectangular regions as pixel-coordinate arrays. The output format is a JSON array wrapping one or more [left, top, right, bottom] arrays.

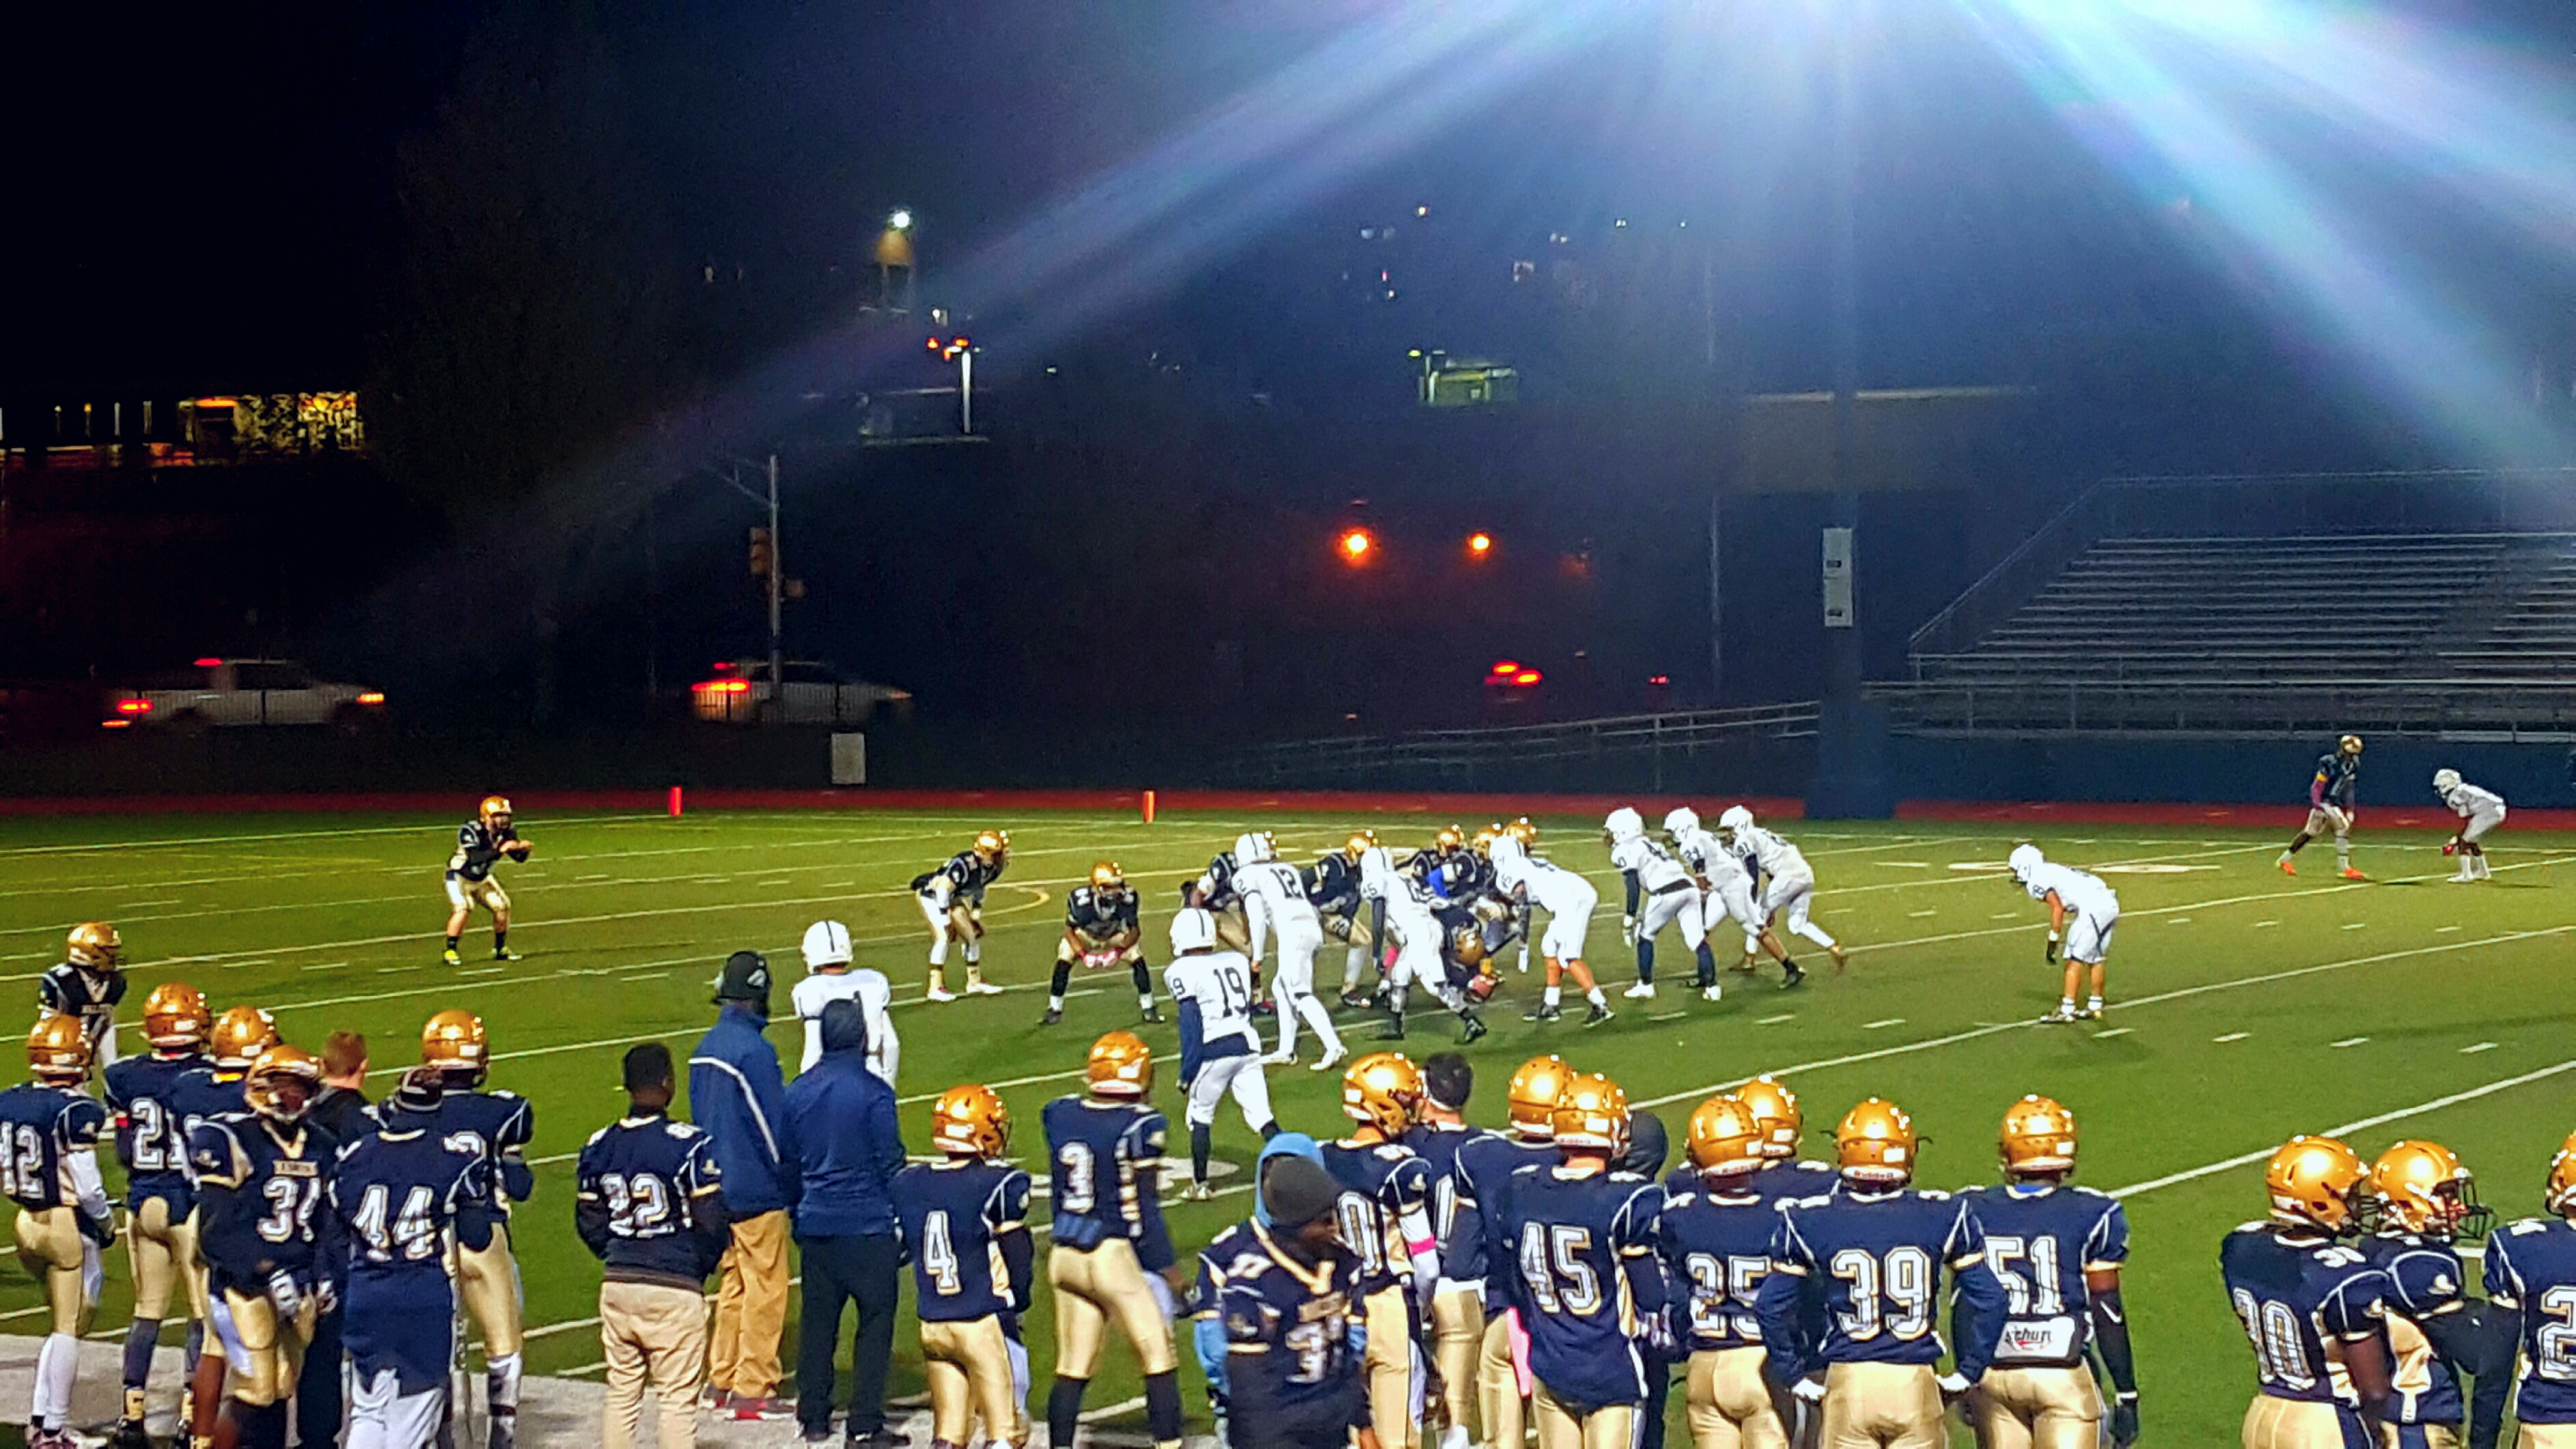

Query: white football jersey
[[1728, 824, 1808, 879], [1493, 850, 1593, 915], [1672, 826, 1751, 886], [2022, 862, 2117, 917], [1164, 950, 1261, 1051], [1609, 835, 1689, 893], [2440, 780, 2504, 816], [1236, 859, 1319, 930], [793, 968, 898, 1084]]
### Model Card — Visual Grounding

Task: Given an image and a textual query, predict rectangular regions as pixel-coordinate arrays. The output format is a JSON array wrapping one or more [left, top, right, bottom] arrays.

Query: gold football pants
[[127, 1196, 208, 1323], [1686, 1346, 1788, 1449], [923, 1313, 1025, 1448], [2517, 1427, 2576, 1449], [1478, 1311, 1527, 1449], [1363, 1284, 1421, 1449], [218, 1286, 316, 1408], [1532, 1378, 1635, 1449], [1430, 1286, 1484, 1440], [1818, 1362, 1942, 1449], [456, 1222, 523, 1357], [14, 1206, 97, 1336], [1970, 1366, 2101, 1449], [1049, 1239, 1176, 1379], [2242, 1396, 2366, 1449]]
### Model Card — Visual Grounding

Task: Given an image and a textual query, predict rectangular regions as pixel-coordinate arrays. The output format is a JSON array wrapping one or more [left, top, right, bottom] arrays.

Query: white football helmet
[[1169, 907, 1218, 955], [1234, 831, 1275, 865], [2433, 768, 2463, 792], [2007, 844, 2043, 882], [1663, 806, 1700, 838], [801, 920, 854, 971], [1604, 807, 1644, 841], [1358, 845, 1396, 887], [1717, 805, 1755, 835], [1488, 834, 1527, 864]]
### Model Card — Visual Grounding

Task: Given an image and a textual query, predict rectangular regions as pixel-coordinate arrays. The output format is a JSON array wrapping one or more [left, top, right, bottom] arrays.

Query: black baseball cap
[[713, 950, 773, 1005]]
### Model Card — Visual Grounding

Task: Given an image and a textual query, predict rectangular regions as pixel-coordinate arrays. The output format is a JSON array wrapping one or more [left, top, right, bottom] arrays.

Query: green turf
[[2, 805, 2570, 1443]]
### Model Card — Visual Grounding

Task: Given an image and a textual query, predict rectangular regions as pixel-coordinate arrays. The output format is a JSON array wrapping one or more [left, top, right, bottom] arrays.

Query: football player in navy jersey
[[2280, 734, 2367, 879], [1322, 1052, 1442, 1449], [1756, 1098, 2007, 1448], [171, 1004, 279, 1447], [104, 980, 215, 1449], [38, 920, 128, 1069], [419, 1009, 535, 1449], [1499, 1072, 1667, 1449], [576, 1043, 730, 1449], [1956, 1096, 2138, 1449], [193, 1045, 338, 1449], [915, 829, 1010, 1002], [3, 1016, 115, 1449], [2485, 1129, 2576, 1448], [331, 1068, 492, 1449], [896, 1084, 1036, 1449], [2219, 1135, 2396, 1447], [443, 795, 529, 966], [1732, 1078, 1841, 1206], [2364, 1140, 2515, 1449], [1465, 1055, 1577, 1449], [1219, 1152, 1381, 1449], [1661, 1095, 1791, 1449], [1043, 1030, 1186, 1449], [1310, 833, 1379, 1009], [1404, 1053, 1495, 1449], [1048, 860, 1157, 1027]]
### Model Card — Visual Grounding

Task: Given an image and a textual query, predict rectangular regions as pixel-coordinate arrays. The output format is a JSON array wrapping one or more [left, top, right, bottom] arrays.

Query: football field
[[3, 803, 2572, 1445]]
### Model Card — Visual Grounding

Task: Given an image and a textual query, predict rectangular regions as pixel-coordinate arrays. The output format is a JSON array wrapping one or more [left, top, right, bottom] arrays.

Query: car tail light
[[193, 657, 223, 668], [692, 679, 751, 695], [357, 691, 385, 705], [100, 718, 133, 730], [115, 698, 153, 715]]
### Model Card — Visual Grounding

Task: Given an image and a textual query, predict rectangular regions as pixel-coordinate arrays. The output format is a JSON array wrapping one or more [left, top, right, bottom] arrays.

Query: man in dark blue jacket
[[783, 999, 909, 1448], [689, 951, 797, 1421]]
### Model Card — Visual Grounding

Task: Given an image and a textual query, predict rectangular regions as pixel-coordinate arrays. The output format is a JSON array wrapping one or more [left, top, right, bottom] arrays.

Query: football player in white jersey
[[2432, 769, 2506, 882], [1163, 909, 1279, 1199], [1486, 833, 1612, 1026], [1359, 848, 1490, 1045], [1603, 808, 1715, 1002], [2006, 844, 2120, 1023], [791, 920, 897, 1084], [1717, 806, 1848, 970], [1665, 808, 1805, 989], [1235, 833, 1347, 1073]]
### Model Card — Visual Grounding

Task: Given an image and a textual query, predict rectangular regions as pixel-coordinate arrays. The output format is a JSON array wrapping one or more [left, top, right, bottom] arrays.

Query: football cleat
[[1835, 1098, 1919, 1186], [1702, 984, 1725, 1003], [2079, 1005, 2105, 1021], [1039, 1008, 1064, 1026], [2038, 1008, 2081, 1025], [1310, 1045, 1348, 1073], [27, 1015, 94, 1083], [1341, 991, 1380, 1011], [1781, 962, 1806, 989], [493, 948, 521, 963], [1342, 1053, 1422, 1133], [2267, 1135, 2369, 1232], [66, 920, 124, 971], [1375, 1018, 1407, 1040], [2340, 867, 2366, 881], [1458, 1013, 1488, 1044], [1186, 1181, 1217, 1202], [925, 986, 958, 1003], [1523, 1003, 1562, 1023], [443, 948, 463, 966], [1085, 1030, 1154, 1098], [1999, 1095, 2079, 1178], [1828, 943, 1850, 972], [965, 980, 1005, 996], [928, 1084, 1011, 1159], [1623, 981, 1657, 999], [1262, 1050, 1296, 1066], [1583, 1003, 1614, 1027], [2276, 857, 2297, 876], [1140, 1004, 1164, 1024]]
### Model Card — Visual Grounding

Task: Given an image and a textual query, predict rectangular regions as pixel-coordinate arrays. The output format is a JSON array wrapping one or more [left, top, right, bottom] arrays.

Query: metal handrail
[[1231, 702, 1821, 782]]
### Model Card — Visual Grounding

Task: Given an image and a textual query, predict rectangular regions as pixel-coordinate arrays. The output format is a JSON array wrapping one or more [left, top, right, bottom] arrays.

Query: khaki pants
[[458, 1221, 523, 1357], [710, 1209, 791, 1397], [924, 1314, 1025, 1448], [1049, 1239, 1176, 1379], [1686, 1347, 1787, 1449], [2243, 1397, 2364, 1449], [1430, 1286, 1484, 1441], [1363, 1284, 1421, 1449], [127, 1196, 208, 1323], [2519, 1429, 2576, 1449], [14, 1206, 96, 1337], [1970, 1366, 2099, 1449], [601, 1280, 707, 1449], [1532, 1379, 1635, 1449], [1478, 1311, 1526, 1449], [1819, 1362, 1941, 1449]]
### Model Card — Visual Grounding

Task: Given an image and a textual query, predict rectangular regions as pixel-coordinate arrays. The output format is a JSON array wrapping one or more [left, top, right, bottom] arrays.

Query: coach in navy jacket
[[689, 950, 797, 1415], [783, 999, 909, 1446]]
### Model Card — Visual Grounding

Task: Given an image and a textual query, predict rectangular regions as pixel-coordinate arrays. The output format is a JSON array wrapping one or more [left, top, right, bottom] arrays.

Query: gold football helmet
[[1505, 1055, 1573, 1140], [1090, 861, 1126, 893], [142, 981, 213, 1051], [1551, 1073, 1630, 1153], [421, 1009, 490, 1084], [973, 829, 1010, 863], [1086, 1030, 1153, 1099], [1342, 1052, 1423, 1135], [2549, 1131, 2576, 1216], [208, 1006, 280, 1071], [1835, 1098, 1918, 1186], [1433, 825, 1465, 854], [1343, 830, 1379, 863], [67, 921, 124, 971], [1686, 1094, 1766, 1178], [1999, 1094, 2079, 1178], [1502, 817, 1538, 849], [2338, 734, 2364, 756], [1734, 1076, 1803, 1160], [2370, 1140, 2489, 1239], [479, 795, 513, 827], [2266, 1135, 2370, 1232], [1470, 827, 1499, 857], [930, 1084, 1012, 1159], [27, 1015, 93, 1083], [244, 1045, 323, 1124]]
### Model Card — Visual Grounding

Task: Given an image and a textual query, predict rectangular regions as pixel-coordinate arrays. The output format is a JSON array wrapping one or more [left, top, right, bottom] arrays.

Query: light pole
[[723, 454, 786, 719]]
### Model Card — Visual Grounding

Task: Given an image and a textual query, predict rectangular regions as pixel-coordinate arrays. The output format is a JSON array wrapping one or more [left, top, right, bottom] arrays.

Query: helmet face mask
[[2433, 768, 2463, 793], [1662, 807, 1699, 842], [479, 795, 513, 828], [245, 1046, 323, 1124], [2007, 844, 2044, 883], [1090, 861, 1126, 894], [1603, 808, 1642, 843], [1344, 831, 1378, 863], [1433, 825, 1464, 855], [1342, 1052, 1423, 1136], [2370, 1140, 2491, 1239]]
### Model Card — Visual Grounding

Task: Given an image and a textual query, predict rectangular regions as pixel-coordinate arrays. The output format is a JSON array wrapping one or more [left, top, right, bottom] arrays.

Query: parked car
[[689, 659, 912, 726], [103, 658, 387, 732]]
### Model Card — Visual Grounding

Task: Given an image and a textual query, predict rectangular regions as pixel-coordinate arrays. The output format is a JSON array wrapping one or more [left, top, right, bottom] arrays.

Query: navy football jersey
[[894, 1159, 1032, 1322], [1658, 1181, 1779, 1352], [1042, 1096, 1173, 1269], [37, 964, 126, 1055], [105, 1051, 207, 1213], [1762, 1188, 2002, 1378], [447, 820, 521, 883], [1958, 1183, 2129, 1368], [2483, 1216, 2576, 1424], [1501, 1164, 1664, 1409], [2312, 751, 2360, 808], [1462, 1133, 1560, 1311], [0, 1082, 109, 1212], [1207, 1219, 1368, 1413], [168, 1067, 248, 1140], [1403, 1122, 1494, 1285], [918, 849, 1004, 903], [1305, 855, 1362, 917], [576, 1112, 725, 1286], [2362, 1230, 2467, 1426], [430, 1088, 536, 1211], [1320, 1139, 1435, 1299], [1066, 884, 1140, 943], [191, 1114, 337, 1294], [330, 1122, 485, 1394], [2219, 1224, 2390, 1409]]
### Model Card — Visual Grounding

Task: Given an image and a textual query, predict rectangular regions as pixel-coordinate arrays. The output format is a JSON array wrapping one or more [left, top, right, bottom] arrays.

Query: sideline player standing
[[444, 796, 529, 965], [2219, 1135, 2394, 1444], [1717, 808, 1848, 972], [40, 921, 128, 1069], [4, 1017, 114, 1449], [1047, 862, 1159, 1029], [105, 982, 215, 1449], [192, 1045, 337, 1449], [1238, 836, 1346, 1071], [421, 1010, 536, 1449], [1402, 1054, 1491, 1449], [2006, 845, 2122, 1025], [2484, 1131, 2576, 1448], [916, 829, 1010, 1002], [1957, 1096, 2140, 1449], [893, 1086, 1034, 1449], [1487, 833, 1612, 1025], [1165, 907, 1282, 1198], [331, 1068, 489, 1449], [1320, 1053, 1440, 1449], [1659, 1096, 1788, 1449], [2280, 734, 2366, 879], [1042, 1031, 1189, 1449], [2433, 769, 2507, 883], [796, 920, 899, 1082], [2364, 1140, 2516, 1449], [1606, 808, 1713, 1002], [1463, 1056, 1575, 1449]]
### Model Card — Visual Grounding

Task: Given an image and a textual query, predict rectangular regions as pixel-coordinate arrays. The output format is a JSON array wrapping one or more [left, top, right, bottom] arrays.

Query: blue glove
[[1194, 1315, 1230, 1400]]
